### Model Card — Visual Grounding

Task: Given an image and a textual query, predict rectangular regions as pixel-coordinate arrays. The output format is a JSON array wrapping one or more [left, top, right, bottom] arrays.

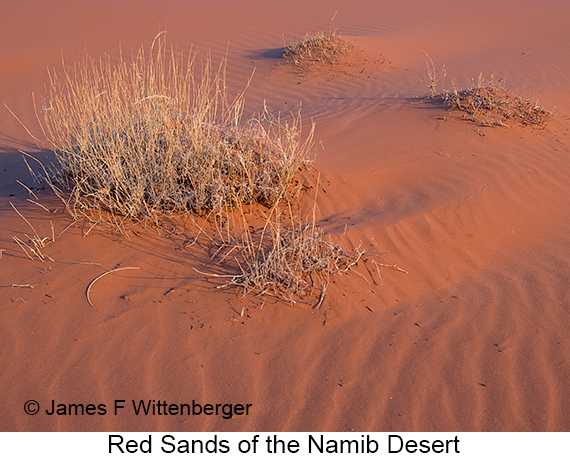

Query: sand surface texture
[[1, 0, 570, 431]]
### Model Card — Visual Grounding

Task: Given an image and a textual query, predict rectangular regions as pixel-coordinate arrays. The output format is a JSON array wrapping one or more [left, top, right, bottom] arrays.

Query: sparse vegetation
[[442, 74, 553, 127], [213, 209, 370, 306], [21, 34, 382, 305]]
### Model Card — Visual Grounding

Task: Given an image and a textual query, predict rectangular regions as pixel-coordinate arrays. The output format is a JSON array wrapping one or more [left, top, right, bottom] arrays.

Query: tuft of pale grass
[[442, 74, 553, 127], [211, 208, 368, 307], [283, 30, 353, 71], [39, 35, 314, 225]]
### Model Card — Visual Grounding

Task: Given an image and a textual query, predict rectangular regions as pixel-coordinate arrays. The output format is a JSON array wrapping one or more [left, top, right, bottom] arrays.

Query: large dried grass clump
[[442, 75, 553, 127], [283, 31, 353, 71], [40, 37, 313, 223]]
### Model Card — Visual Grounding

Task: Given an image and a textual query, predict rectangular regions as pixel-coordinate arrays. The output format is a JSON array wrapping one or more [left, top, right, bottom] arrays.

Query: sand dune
[[1, 0, 570, 432]]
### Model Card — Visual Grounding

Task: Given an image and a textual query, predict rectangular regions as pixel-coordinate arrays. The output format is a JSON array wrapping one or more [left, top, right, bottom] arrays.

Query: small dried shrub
[[283, 31, 353, 71], [208, 209, 370, 306], [442, 75, 553, 127]]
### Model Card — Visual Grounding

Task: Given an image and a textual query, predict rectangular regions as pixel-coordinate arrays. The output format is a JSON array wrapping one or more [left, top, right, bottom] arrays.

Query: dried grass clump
[[283, 30, 353, 71], [442, 75, 553, 127], [39, 36, 313, 224], [210, 210, 369, 306]]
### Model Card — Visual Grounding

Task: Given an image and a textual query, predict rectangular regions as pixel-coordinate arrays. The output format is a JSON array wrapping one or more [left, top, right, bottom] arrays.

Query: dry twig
[[86, 266, 140, 307]]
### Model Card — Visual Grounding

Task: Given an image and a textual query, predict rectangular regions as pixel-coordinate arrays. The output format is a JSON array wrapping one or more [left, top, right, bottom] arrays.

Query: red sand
[[2, 0, 570, 432]]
